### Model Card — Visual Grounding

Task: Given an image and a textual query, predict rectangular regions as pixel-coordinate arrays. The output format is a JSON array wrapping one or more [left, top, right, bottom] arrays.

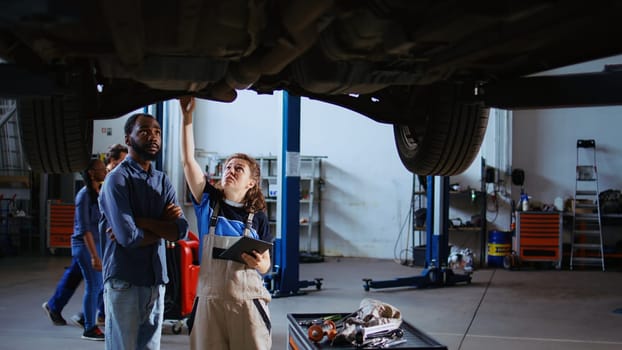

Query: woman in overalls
[[179, 96, 273, 350]]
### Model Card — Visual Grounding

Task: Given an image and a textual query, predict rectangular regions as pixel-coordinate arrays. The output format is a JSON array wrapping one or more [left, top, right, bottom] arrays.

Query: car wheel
[[394, 84, 489, 175], [18, 96, 93, 173]]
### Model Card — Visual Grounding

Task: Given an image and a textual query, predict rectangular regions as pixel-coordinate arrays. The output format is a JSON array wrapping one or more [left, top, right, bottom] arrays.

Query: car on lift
[[1, 1, 622, 174]]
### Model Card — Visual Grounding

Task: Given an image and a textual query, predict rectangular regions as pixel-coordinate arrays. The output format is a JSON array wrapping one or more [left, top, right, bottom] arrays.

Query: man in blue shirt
[[99, 112, 188, 350]]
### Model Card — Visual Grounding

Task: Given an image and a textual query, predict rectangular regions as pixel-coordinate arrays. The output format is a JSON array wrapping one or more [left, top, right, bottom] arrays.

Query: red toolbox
[[516, 212, 562, 268]]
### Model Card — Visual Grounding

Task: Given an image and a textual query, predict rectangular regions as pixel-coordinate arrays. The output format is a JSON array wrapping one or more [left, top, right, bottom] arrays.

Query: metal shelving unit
[[257, 155, 325, 261]]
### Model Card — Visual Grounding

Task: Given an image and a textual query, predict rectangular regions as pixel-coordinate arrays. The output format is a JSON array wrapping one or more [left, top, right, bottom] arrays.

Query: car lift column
[[429, 176, 449, 266], [277, 92, 302, 296], [271, 92, 322, 297], [362, 176, 471, 290], [154, 101, 164, 171]]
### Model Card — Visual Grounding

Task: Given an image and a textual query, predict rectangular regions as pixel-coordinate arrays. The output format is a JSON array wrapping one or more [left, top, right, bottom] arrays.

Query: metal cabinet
[[516, 211, 562, 269]]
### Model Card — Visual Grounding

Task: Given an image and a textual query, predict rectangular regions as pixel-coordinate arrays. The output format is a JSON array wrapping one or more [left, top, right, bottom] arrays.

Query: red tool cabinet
[[516, 212, 562, 269], [47, 200, 75, 250]]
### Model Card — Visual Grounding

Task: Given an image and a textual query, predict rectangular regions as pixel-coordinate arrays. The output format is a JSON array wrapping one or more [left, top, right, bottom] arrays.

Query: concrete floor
[[1, 254, 622, 350]]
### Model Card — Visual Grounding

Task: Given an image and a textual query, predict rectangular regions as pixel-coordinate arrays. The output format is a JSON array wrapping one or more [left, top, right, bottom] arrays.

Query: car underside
[[2, 0, 622, 174]]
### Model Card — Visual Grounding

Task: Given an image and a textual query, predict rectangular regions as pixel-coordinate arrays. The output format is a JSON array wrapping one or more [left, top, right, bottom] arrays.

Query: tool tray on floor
[[287, 313, 447, 349]]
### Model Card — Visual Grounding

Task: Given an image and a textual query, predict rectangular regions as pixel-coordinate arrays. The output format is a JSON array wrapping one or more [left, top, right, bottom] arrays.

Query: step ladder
[[570, 139, 605, 271]]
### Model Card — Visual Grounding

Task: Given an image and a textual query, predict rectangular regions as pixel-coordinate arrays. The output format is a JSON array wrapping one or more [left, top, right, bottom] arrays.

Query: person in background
[[98, 112, 188, 350], [104, 143, 128, 172], [68, 143, 128, 327], [71, 158, 107, 340], [179, 96, 273, 350], [42, 144, 127, 328]]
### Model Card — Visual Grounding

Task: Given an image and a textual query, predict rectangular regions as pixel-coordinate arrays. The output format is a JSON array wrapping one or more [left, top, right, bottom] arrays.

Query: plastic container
[[520, 193, 529, 211]]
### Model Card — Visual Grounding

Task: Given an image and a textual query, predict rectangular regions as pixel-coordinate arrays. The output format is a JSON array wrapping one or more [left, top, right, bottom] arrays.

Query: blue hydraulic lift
[[153, 102, 164, 171], [265, 92, 322, 297], [265, 94, 469, 294], [362, 176, 472, 291]]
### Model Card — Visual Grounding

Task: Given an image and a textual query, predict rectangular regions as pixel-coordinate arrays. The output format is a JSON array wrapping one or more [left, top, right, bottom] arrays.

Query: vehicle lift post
[[264, 92, 322, 297], [363, 176, 472, 291]]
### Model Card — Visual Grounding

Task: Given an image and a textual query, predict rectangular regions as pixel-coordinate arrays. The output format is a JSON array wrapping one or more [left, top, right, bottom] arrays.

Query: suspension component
[[307, 320, 337, 343]]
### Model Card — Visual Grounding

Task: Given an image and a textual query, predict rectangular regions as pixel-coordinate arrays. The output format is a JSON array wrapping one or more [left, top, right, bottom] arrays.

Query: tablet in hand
[[218, 236, 273, 264]]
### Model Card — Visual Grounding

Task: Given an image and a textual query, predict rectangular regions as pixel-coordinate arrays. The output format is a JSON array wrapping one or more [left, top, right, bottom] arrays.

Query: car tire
[[394, 84, 489, 175], [18, 96, 92, 173]]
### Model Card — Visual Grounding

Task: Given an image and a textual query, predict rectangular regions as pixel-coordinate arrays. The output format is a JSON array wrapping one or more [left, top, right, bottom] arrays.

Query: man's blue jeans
[[104, 279, 164, 350]]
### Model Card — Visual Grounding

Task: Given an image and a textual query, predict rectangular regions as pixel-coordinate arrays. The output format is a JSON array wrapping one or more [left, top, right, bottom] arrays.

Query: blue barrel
[[487, 230, 511, 267]]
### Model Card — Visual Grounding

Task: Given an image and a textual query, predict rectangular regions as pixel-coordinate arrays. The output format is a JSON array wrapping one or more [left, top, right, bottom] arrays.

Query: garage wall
[[300, 98, 414, 258], [513, 55, 622, 202], [512, 55, 622, 246], [93, 111, 139, 154], [513, 108, 622, 206]]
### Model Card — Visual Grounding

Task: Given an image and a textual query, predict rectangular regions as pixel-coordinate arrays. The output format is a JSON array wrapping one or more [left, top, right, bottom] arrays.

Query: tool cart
[[504, 211, 562, 270], [287, 313, 447, 349]]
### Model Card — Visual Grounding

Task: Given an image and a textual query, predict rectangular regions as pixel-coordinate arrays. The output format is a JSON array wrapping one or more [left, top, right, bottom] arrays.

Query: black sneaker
[[42, 302, 67, 326], [70, 313, 85, 329], [96, 315, 105, 327], [81, 326, 105, 341]]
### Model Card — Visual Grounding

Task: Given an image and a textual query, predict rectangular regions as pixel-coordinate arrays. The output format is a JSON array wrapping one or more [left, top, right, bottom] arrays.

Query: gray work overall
[[190, 203, 272, 350]]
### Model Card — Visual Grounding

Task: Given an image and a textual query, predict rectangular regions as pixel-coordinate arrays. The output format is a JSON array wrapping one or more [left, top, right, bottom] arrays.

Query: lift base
[[362, 267, 471, 291]]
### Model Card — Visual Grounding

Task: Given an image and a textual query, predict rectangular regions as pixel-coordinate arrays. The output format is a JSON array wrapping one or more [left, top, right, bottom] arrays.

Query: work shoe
[[42, 302, 66, 326], [70, 313, 85, 329], [81, 326, 105, 341]]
